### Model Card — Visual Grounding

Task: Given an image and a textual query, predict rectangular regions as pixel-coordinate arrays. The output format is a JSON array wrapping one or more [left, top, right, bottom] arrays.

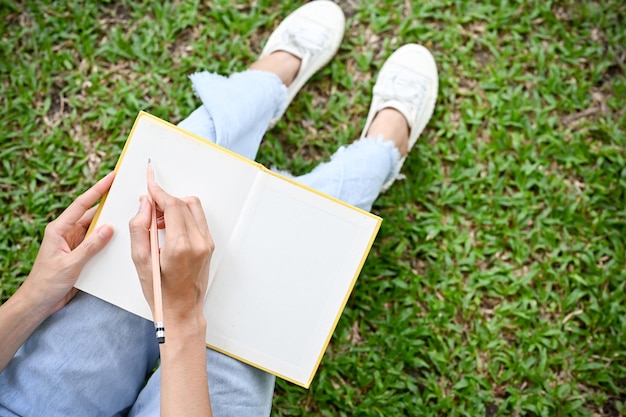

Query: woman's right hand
[[128, 177, 214, 323], [129, 176, 214, 416]]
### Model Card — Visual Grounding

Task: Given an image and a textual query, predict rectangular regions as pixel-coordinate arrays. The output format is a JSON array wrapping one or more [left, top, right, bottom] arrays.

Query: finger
[[178, 198, 205, 247], [147, 175, 189, 239], [129, 196, 156, 308], [76, 206, 99, 231], [129, 196, 152, 272], [70, 223, 115, 270], [146, 174, 170, 213], [148, 169, 165, 229], [156, 207, 165, 230], [182, 196, 212, 241], [57, 172, 116, 233]]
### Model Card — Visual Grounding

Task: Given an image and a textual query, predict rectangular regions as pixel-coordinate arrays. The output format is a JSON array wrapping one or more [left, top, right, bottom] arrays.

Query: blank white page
[[204, 171, 380, 387]]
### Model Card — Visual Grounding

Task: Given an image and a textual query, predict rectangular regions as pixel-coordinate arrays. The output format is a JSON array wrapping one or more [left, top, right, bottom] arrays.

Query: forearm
[[159, 313, 212, 417], [0, 286, 51, 372]]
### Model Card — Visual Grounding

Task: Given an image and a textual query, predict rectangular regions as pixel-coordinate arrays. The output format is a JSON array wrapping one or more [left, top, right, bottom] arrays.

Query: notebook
[[76, 112, 381, 387]]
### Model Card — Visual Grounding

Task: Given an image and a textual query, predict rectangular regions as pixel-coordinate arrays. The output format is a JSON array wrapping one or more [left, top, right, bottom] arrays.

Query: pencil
[[147, 158, 165, 344]]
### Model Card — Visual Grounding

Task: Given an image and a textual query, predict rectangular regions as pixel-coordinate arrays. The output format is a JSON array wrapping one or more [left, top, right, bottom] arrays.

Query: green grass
[[1, 0, 625, 415]]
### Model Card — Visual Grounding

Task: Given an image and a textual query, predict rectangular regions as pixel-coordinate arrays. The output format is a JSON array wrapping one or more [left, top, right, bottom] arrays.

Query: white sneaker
[[360, 44, 439, 191], [260, 0, 345, 127]]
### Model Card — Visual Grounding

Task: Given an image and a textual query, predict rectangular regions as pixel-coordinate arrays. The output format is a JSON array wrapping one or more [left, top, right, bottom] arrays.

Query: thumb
[[71, 224, 115, 268], [129, 196, 153, 273]]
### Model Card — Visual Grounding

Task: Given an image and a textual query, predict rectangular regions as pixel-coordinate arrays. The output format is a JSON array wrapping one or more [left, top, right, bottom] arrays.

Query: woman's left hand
[[20, 172, 116, 316]]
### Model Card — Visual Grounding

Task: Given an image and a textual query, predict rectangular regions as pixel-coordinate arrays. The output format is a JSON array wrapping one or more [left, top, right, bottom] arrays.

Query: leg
[[177, 69, 286, 160], [294, 137, 400, 212], [130, 3, 345, 416], [177, 0, 345, 159], [296, 43, 439, 208], [177, 45, 332, 160], [0, 292, 160, 416]]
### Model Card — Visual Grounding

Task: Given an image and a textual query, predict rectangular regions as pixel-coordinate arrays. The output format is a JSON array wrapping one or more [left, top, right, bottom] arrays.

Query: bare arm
[[159, 313, 211, 416], [0, 286, 53, 371], [0, 173, 115, 371]]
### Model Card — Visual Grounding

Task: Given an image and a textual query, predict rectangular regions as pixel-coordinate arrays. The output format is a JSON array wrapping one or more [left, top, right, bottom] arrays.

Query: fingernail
[[97, 224, 114, 240]]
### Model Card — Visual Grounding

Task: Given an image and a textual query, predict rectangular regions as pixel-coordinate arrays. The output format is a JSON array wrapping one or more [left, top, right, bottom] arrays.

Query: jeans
[[0, 70, 399, 417]]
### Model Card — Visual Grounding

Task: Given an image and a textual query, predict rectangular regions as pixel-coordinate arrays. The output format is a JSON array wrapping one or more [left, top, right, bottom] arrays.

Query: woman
[[0, 1, 438, 415]]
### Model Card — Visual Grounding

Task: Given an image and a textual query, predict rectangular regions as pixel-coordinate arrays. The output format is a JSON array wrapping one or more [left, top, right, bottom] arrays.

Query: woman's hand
[[20, 172, 116, 317], [128, 174, 214, 417], [128, 176, 214, 324]]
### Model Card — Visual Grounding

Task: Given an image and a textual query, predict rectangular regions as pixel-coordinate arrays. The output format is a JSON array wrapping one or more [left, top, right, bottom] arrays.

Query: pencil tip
[[148, 157, 151, 163]]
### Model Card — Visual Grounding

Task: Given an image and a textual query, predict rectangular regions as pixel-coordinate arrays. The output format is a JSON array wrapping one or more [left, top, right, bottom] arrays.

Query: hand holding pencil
[[129, 162, 213, 412], [129, 163, 215, 342]]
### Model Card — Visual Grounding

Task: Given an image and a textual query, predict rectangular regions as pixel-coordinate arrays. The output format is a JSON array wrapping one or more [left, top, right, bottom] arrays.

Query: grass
[[1, 0, 625, 415]]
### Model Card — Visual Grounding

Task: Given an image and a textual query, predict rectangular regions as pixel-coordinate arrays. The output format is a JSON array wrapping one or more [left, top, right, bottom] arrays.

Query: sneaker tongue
[[373, 68, 429, 129], [375, 67, 428, 102], [281, 19, 329, 59]]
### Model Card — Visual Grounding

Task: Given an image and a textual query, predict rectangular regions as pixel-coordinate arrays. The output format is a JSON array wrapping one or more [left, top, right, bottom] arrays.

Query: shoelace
[[374, 67, 429, 110], [280, 19, 329, 56]]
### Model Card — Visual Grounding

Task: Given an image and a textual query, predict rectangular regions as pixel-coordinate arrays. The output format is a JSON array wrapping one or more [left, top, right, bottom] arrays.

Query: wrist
[[162, 308, 206, 339], [5, 285, 51, 332], [162, 299, 205, 324], [16, 278, 58, 320]]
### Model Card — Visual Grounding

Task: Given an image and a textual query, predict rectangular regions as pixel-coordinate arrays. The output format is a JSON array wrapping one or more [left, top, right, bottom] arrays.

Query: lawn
[[1, 0, 625, 415]]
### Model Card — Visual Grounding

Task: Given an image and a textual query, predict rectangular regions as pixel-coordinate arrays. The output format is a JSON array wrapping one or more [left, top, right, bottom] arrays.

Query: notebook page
[[203, 170, 380, 387]]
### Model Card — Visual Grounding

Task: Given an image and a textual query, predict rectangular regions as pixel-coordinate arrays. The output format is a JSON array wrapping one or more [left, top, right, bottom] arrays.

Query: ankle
[[365, 108, 410, 156], [250, 51, 301, 87]]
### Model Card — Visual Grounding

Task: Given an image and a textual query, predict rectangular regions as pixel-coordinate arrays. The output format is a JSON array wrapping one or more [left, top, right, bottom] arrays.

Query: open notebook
[[76, 112, 382, 388]]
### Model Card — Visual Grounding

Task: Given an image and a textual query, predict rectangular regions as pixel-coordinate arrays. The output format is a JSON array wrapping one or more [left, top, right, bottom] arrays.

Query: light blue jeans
[[0, 70, 399, 417]]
